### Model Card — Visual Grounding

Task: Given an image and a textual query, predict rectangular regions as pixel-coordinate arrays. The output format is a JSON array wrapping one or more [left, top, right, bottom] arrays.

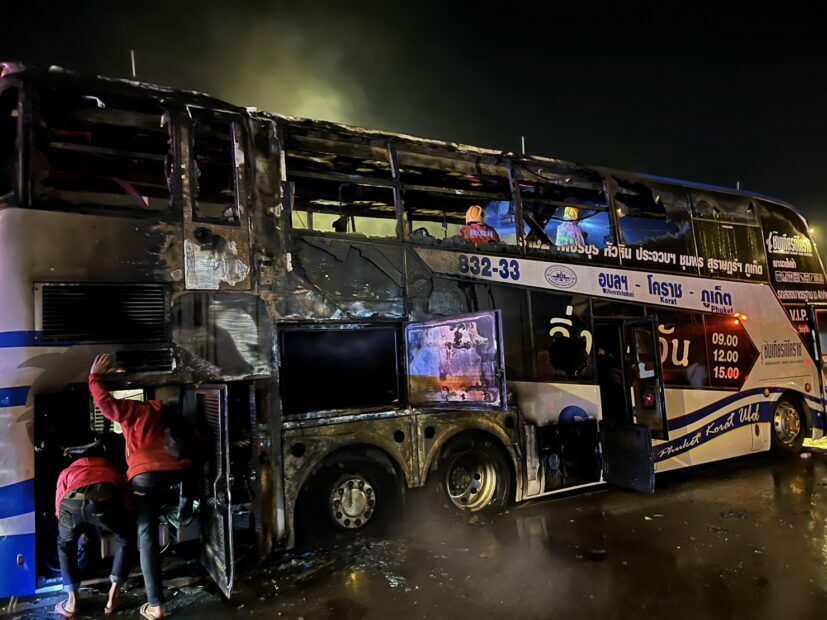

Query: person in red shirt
[[89, 353, 192, 620], [54, 457, 134, 617], [456, 204, 500, 246]]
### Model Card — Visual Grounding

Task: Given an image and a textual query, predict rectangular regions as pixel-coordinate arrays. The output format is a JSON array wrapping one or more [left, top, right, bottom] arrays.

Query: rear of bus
[[0, 63, 277, 598]]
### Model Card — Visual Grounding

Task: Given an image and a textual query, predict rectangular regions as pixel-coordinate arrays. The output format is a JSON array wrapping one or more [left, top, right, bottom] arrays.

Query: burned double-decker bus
[[1, 63, 825, 599]]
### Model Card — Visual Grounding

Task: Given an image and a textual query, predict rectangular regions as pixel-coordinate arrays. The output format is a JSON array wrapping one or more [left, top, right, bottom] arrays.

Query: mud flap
[[196, 385, 234, 597], [601, 424, 655, 494]]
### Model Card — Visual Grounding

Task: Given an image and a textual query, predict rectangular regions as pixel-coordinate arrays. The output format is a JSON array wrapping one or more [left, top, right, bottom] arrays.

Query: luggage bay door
[[404, 310, 507, 409], [196, 385, 234, 597]]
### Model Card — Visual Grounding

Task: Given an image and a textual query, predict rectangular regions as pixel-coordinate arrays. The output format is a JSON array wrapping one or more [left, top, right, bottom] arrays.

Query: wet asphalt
[[11, 452, 827, 619]]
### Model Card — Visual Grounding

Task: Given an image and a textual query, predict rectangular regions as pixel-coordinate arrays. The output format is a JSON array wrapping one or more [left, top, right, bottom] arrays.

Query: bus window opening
[[33, 89, 173, 211]]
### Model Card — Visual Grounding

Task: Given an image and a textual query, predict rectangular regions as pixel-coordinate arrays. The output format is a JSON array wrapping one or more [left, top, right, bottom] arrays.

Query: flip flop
[[139, 602, 164, 619], [54, 599, 77, 618]]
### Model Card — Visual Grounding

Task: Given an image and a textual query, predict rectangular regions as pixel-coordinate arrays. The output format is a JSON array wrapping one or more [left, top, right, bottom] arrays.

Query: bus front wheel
[[771, 397, 806, 454]]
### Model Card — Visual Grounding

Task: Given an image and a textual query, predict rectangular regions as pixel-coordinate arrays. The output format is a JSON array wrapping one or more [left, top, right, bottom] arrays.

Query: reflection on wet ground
[[11, 453, 827, 619]]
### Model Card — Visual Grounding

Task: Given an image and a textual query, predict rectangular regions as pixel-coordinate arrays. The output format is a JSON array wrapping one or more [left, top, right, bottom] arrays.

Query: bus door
[[596, 317, 666, 494], [194, 385, 235, 598]]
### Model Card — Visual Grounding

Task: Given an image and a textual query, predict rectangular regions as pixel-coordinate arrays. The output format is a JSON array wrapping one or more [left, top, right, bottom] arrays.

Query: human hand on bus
[[90, 353, 114, 375]]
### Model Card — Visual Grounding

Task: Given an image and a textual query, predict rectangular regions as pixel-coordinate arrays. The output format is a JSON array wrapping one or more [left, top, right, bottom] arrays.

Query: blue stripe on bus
[[666, 387, 780, 431], [0, 478, 34, 520], [0, 331, 38, 348], [0, 331, 77, 348], [655, 401, 774, 462], [0, 532, 36, 597], [0, 386, 29, 408]]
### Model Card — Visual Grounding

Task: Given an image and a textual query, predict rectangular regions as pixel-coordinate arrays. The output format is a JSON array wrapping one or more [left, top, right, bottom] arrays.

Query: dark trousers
[[131, 470, 184, 607], [57, 483, 135, 593]]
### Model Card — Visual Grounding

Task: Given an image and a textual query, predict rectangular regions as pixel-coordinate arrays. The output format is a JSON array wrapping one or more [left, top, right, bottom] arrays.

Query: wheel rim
[[774, 402, 802, 445], [445, 449, 497, 511], [329, 475, 375, 529]]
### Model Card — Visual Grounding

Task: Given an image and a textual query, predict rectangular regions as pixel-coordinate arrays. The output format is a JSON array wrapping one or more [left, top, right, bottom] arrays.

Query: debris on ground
[[293, 558, 339, 587]]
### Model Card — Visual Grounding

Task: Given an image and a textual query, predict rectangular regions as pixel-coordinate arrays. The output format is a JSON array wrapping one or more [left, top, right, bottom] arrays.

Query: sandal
[[139, 602, 165, 619], [54, 599, 77, 618]]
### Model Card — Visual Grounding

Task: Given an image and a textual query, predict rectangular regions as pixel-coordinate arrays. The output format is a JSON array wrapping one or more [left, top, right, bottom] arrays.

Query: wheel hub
[[330, 476, 375, 529], [774, 402, 801, 445], [445, 449, 497, 512]]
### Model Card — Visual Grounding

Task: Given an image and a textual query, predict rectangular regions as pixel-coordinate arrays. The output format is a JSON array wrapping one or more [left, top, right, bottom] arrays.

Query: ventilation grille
[[113, 349, 174, 373], [40, 284, 168, 343]]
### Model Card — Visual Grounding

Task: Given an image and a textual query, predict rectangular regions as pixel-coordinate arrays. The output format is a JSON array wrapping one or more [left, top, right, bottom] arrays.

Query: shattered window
[[613, 177, 698, 273], [690, 189, 758, 225], [192, 114, 241, 225], [0, 87, 17, 199], [516, 162, 615, 264], [530, 292, 594, 381], [33, 87, 173, 211], [286, 131, 397, 238], [396, 148, 517, 251]]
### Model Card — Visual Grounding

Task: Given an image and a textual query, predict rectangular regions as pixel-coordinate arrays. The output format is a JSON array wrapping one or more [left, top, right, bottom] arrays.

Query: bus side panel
[[0, 208, 36, 597]]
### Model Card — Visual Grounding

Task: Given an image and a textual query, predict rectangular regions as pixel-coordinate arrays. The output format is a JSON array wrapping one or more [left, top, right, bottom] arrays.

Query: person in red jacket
[[54, 457, 134, 617], [456, 204, 500, 247], [89, 353, 191, 620]]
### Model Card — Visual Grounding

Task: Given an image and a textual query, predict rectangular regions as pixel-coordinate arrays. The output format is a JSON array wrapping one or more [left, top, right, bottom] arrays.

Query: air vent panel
[[39, 283, 169, 343]]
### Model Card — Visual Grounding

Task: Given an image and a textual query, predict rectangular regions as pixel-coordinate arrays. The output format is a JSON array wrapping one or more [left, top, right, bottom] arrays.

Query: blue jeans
[[130, 470, 184, 606], [57, 483, 134, 592]]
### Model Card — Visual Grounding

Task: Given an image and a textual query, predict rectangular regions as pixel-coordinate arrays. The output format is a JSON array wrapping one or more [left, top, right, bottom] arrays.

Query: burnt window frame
[[188, 107, 246, 227], [513, 158, 618, 266], [610, 176, 700, 275], [28, 83, 180, 219], [283, 126, 401, 240], [393, 143, 517, 251]]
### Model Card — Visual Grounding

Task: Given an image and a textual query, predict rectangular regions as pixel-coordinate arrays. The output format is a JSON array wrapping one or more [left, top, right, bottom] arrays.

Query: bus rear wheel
[[298, 451, 398, 543], [434, 434, 511, 514], [771, 397, 806, 454]]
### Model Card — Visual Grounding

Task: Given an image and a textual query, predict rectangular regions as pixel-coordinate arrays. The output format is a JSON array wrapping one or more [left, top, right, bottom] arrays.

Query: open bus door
[[599, 317, 667, 494], [195, 385, 234, 598]]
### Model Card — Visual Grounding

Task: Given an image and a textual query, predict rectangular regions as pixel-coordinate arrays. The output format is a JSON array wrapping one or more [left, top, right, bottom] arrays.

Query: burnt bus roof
[[3, 62, 805, 220]]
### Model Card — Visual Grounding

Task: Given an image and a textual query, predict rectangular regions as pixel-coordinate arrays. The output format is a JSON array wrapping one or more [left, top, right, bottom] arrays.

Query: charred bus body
[[1, 64, 825, 598]]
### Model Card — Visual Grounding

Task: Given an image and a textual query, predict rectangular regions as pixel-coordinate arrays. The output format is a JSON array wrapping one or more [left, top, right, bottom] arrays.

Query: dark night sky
[[3, 2, 827, 233]]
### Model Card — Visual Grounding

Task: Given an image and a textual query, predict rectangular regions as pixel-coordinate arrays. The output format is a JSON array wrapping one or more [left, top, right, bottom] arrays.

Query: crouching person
[[55, 456, 134, 617], [89, 354, 192, 620]]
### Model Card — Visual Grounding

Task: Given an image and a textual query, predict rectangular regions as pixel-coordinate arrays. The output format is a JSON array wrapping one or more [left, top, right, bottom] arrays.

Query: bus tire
[[298, 451, 397, 543], [770, 397, 806, 454], [433, 433, 512, 515]]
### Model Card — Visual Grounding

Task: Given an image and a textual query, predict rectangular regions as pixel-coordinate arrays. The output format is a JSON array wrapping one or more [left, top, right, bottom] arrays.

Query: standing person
[[456, 204, 500, 246], [54, 456, 134, 617], [89, 354, 192, 620]]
